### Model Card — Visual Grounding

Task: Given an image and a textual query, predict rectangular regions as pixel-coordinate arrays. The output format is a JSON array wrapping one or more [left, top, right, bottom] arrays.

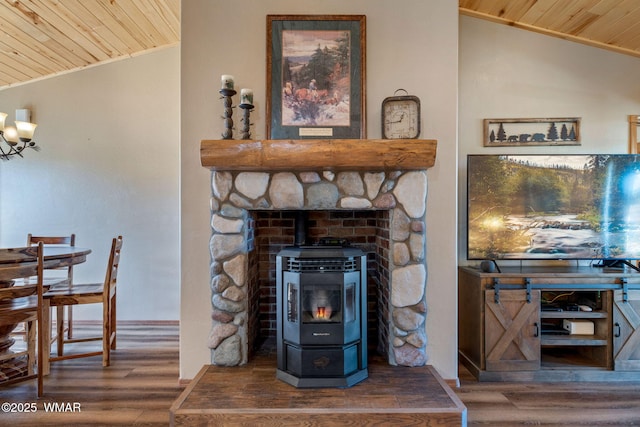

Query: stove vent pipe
[[294, 211, 308, 246]]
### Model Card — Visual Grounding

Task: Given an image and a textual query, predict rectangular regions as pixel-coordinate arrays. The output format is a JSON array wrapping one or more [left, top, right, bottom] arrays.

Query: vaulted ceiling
[[0, 0, 179, 90], [1, 1, 638, 91], [460, 0, 640, 59]]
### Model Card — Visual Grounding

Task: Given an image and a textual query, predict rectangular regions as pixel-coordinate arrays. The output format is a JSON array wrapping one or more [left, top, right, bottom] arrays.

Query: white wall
[[181, 0, 459, 380], [458, 15, 640, 264], [0, 47, 180, 320]]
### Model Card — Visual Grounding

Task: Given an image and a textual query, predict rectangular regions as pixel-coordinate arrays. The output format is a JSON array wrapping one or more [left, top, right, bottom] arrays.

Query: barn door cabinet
[[459, 266, 640, 381]]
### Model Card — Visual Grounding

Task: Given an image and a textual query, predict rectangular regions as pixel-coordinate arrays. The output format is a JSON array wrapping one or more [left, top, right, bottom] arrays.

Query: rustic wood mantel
[[200, 139, 437, 171]]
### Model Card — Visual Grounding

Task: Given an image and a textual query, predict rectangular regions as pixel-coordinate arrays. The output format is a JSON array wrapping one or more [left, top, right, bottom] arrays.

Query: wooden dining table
[[0, 246, 91, 381]]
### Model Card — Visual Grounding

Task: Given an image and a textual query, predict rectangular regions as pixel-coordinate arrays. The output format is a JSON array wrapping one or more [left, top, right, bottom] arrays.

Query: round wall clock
[[381, 89, 421, 139]]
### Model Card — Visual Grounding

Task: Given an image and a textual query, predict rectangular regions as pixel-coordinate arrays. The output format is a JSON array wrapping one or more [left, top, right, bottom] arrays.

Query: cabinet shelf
[[541, 311, 607, 319], [541, 334, 608, 346]]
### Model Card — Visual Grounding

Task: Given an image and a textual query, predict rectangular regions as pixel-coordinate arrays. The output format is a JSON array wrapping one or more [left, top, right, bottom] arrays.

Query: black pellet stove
[[276, 234, 368, 388]]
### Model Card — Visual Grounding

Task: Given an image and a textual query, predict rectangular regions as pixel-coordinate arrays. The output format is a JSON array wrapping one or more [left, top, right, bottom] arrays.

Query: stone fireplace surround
[[202, 138, 437, 368]]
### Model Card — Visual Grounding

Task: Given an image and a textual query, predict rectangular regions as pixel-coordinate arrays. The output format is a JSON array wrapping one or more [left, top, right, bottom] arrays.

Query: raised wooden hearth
[[170, 355, 466, 426]]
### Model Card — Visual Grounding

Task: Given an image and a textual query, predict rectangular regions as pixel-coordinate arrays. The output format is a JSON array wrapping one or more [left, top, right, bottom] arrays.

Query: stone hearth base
[[169, 355, 467, 426]]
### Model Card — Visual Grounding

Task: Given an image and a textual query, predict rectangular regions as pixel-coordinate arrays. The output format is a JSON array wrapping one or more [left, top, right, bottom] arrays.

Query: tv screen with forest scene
[[467, 154, 640, 262]]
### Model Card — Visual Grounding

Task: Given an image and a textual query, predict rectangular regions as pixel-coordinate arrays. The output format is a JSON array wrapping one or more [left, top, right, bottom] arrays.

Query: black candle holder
[[238, 103, 254, 140], [219, 88, 236, 139]]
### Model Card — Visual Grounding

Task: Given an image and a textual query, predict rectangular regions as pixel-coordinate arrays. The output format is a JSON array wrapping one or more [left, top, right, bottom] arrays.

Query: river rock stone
[[224, 254, 247, 287], [208, 323, 238, 349], [391, 264, 426, 307], [364, 172, 385, 199], [391, 209, 411, 241], [373, 193, 396, 209], [212, 214, 244, 234], [393, 307, 424, 331], [299, 172, 321, 183], [211, 309, 234, 323], [222, 285, 245, 302], [212, 294, 244, 313], [409, 233, 425, 261], [211, 274, 231, 293], [212, 335, 242, 366], [235, 172, 269, 200], [393, 242, 410, 266], [212, 171, 232, 201], [393, 344, 427, 367], [307, 182, 339, 208], [340, 197, 372, 209], [393, 171, 427, 218], [336, 172, 365, 196], [210, 234, 243, 260], [269, 173, 303, 208]]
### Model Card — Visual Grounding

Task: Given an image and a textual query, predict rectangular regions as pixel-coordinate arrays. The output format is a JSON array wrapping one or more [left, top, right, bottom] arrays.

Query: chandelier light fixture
[[0, 109, 38, 160]]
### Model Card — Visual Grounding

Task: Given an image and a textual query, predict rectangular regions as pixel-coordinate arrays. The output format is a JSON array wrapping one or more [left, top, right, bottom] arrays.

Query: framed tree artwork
[[266, 15, 366, 139], [483, 118, 581, 147]]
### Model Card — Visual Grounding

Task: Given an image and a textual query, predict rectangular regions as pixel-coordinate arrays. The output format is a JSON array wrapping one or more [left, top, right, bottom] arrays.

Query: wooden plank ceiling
[[0, 0, 180, 90], [460, 0, 640, 58], [1, 1, 638, 91]]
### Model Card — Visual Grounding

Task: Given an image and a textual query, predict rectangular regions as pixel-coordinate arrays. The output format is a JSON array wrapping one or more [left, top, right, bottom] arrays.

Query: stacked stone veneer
[[208, 170, 428, 367]]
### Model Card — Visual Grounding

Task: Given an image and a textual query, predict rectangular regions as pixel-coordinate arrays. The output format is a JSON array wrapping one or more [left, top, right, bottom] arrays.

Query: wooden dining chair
[[0, 242, 45, 397], [26, 234, 76, 353], [43, 236, 123, 372]]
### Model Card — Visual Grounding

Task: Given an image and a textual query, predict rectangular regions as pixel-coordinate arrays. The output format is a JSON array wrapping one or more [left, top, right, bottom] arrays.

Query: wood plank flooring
[[0, 323, 182, 426], [2, 323, 640, 426]]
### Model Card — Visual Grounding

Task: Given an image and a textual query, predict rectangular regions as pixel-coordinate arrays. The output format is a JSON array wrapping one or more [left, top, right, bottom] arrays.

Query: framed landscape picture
[[266, 15, 366, 139]]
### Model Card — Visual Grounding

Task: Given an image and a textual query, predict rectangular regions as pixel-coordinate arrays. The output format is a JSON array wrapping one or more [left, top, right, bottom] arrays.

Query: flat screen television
[[467, 154, 640, 266]]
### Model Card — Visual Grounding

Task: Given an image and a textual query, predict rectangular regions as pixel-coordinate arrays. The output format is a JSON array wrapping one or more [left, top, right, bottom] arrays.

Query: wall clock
[[381, 89, 421, 139]]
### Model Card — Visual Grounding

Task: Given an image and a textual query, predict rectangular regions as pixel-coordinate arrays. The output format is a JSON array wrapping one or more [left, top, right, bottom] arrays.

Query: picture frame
[[266, 15, 366, 139], [483, 117, 581, 147]]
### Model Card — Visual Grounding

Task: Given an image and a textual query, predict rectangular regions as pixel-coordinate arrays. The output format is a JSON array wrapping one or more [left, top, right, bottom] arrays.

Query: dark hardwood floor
[[3, 323, 640, 426]]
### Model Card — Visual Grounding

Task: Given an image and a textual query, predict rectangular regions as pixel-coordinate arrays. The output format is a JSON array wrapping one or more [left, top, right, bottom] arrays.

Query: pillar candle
[[240, 88, 254, 106], [221, 75, 234, 90]]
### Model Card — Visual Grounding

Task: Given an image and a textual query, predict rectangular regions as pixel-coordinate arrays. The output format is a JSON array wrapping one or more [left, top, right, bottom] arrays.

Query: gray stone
[[391, 264, 426, 307], [299, 172, 321, 183], [208, 323, 238, 349], [212, 294, 244, 313], [220, 204, 244, 218], [212, 171, 232, 201], [340, 197, 372, 209], [307, 182, 339, 208], [211, 274, 231, 293], [393, 242, 410, 266], [393, 171, 427, 218], [393, 307, 425, 331], [336, 172, 364, 196], [364, 172, 385, 199], [212, 214, 244, 234], [269, 172, 304, 208], [391, 209, 411, 241], [212, 335, 242, 366], [393, 344, 427, 367], [229, 192, 253, 209], [409, 233, 425, 261], [224, 254, 247, 287], [235, 172, 270, 200], [210, 197, 220, 212]]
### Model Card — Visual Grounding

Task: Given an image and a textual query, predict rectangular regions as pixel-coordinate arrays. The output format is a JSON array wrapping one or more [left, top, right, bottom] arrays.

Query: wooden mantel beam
[[200, 139, 437, 171]]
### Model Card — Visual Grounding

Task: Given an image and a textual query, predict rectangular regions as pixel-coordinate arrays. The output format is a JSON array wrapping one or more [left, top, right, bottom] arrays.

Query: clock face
[[382, 96, 420, 139]]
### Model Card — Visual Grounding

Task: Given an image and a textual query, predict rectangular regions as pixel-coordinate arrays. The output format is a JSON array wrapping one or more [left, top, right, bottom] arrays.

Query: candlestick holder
[[219, 88, 236, 139], [238, 103, 254, 140]]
